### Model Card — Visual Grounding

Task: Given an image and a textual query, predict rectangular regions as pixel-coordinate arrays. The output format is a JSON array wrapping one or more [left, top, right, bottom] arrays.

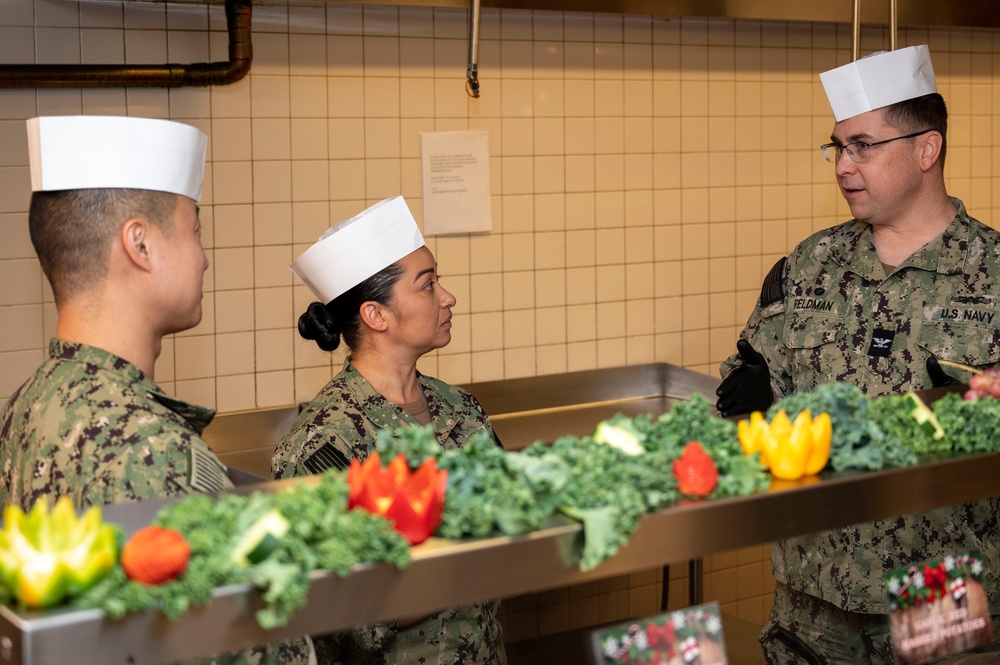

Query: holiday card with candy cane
[[885, 550, 994, 665], [591, 601, 728, 665]]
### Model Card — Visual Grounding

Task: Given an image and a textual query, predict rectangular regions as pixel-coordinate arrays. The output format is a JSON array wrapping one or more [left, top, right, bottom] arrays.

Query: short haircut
[[882, 92, 948, 169], [29, 188, 178, 304]]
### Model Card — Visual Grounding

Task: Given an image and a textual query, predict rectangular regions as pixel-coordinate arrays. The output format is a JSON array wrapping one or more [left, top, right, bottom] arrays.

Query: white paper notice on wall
[[420, 130, 492, 236]]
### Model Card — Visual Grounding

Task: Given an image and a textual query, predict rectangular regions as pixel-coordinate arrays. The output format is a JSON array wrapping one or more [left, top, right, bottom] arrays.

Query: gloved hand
[[926, 356, 958, 388], [716, 339, 773, 417]]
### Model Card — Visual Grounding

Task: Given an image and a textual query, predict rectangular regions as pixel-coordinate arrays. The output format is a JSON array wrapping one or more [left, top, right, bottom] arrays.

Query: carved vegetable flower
[[348, 452, 448, 545], [0, 496, 118, 608]]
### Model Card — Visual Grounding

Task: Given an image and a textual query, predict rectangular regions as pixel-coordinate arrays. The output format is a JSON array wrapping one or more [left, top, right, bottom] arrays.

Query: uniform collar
[[827, 197, 973, 277], [49, 339, 215, 434], [341, 356, 462, 442]]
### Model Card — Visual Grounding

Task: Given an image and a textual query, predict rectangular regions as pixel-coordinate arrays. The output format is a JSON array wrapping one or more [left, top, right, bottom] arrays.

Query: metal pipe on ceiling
[[0, 0, 252, 89], [466, 0, 482, 97], [852, 0, 862, 61], [853, 0, 899, 62], [889, 0, 897, 50]]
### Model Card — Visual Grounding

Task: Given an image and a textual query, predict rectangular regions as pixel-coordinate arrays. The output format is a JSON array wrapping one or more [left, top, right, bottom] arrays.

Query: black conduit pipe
[[0, 0, 252, 88]]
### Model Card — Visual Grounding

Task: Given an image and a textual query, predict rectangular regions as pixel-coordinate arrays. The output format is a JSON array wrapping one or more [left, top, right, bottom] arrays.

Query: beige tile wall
[[501, 546, 774, 643], [1, 0, 998, 647], [3, 3, 998, 407]]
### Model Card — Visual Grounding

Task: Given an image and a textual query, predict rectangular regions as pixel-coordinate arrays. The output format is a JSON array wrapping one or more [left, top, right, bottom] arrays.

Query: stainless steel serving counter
[[466, 362, 724, 451], [3, 451, 1000, 665], [1, 364, 998, 664], [205, 362, 724, 477]]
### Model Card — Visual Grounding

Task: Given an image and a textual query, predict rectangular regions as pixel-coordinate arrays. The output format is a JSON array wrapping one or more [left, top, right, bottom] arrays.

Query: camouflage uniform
[[273, 358, 507, 665], [0, 340, 232, 509], [0, 339, 314, 665], [721, 199, 1000, 664]]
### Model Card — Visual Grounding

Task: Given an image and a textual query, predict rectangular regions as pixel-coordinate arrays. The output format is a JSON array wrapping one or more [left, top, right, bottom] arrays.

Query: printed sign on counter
[[420, 130, 492, 236], [885, 550, 994, 665], [591, 601, 728, 665]]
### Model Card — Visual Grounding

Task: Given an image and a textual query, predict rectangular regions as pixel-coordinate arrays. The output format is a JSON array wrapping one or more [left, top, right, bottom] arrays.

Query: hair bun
[[298, 302, 342, 352]]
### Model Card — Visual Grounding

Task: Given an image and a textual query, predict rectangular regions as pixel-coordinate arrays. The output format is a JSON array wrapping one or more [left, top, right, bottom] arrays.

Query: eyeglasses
[[820, 128, 935, 164]]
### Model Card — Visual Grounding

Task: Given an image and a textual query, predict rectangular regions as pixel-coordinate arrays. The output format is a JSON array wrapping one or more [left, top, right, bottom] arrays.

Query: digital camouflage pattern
[[721, 199, 1000, 614], [761, 582, 895, 664], [313, 605, 507, 665], [0, 340, 314, 665], [273, 357, 506, 665], [0, 340, 232, 509], [762, 582, 1000, 665], [272, 359, 498, 478], [721, 200, 1000, 399]]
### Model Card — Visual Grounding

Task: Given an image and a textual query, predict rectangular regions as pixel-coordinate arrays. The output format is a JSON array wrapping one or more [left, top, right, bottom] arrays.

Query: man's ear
[[120, 218, 154, 272], [918, 130, 944, 172], [359, 301, 388, 332]]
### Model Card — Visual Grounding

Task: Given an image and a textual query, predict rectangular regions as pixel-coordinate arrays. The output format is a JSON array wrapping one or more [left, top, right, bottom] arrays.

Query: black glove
[[716, 339, 773, 417], [927, 356, 958, 388]]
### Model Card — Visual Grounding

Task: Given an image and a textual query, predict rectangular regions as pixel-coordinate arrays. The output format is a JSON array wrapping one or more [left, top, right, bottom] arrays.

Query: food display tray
[[2, 449, 998, 665]]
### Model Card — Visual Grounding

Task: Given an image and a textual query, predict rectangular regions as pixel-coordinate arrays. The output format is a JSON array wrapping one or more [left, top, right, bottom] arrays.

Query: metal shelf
[[2, 451, 999, 665]]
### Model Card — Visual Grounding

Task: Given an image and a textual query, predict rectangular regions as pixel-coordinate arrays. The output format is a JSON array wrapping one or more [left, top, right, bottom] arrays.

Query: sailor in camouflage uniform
[[1, 339, 233, 509], [0, 116, 313, 665], [274, 196, 506, 665], [718, 48, 1000, 664], [720, 197, 1000, 401], [273, 360, 495, 479]]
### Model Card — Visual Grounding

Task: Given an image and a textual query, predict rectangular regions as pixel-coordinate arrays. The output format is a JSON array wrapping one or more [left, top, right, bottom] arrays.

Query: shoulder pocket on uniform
[[189, 441, 231, 494], [757, 258, 788, 320], [304, 443, 352, 475], [760, 257, 787, 308]]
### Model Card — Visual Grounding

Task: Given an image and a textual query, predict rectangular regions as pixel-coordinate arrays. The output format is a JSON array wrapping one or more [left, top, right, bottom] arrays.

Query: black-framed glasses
[[820, 128, 936, 164]]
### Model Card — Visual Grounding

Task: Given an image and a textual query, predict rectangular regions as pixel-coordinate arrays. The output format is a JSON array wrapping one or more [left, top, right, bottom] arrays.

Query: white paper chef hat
[[27, 115, 208, 201], [291, 196, 426, 304], [820, 45, 937, 122]]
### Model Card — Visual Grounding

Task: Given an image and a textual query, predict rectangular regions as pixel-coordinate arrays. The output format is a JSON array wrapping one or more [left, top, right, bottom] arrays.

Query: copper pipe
[[0, 0, 252, 88], [889, 0, 897, 50], [852, 0, 861, 61]]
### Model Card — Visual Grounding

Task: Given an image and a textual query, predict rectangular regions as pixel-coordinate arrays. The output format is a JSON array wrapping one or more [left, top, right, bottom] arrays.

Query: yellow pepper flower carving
[[738, 409, 832, 480]]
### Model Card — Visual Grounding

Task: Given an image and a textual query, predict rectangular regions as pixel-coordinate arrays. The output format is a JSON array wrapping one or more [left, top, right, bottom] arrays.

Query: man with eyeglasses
[[717, 46, 1000, 664]]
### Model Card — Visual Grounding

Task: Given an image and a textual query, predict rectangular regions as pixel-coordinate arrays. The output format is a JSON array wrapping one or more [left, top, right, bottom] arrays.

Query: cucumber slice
[[904, 392, 945, 441], [246, 533, 281, 565], [592, 422, 644, 456], [230, 509, 290, 566]]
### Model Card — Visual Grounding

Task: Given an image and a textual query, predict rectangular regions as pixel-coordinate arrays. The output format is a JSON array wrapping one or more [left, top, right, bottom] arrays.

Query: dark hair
[[298, 261, 406, 351], [29, 188, 178, 304], [882, 92, 948, 169]]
